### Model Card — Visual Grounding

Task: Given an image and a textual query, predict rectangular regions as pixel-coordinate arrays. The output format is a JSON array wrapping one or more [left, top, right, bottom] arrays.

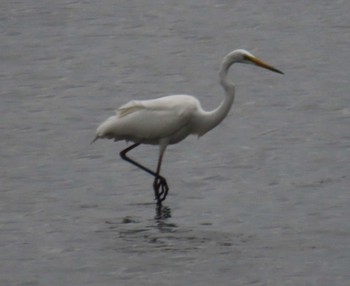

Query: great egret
[[92, 49, 283, 205]]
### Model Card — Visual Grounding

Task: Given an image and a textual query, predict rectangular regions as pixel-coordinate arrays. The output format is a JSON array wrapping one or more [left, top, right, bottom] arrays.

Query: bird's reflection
[[155, 204, 172, 221], [154, 204, 177, 233]]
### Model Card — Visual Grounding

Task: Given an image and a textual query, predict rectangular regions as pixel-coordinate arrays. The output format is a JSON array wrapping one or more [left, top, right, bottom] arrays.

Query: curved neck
[[197, 58, 235, 136]]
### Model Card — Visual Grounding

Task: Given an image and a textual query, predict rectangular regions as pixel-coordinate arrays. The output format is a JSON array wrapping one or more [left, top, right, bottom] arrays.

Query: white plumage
[[93, 49, 283, 204], [95, 95, 203, 145]]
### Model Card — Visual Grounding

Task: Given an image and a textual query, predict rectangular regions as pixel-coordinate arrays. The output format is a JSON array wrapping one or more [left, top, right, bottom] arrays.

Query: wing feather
[[117, 100, 145, 117], [96, 95, 201, 144]]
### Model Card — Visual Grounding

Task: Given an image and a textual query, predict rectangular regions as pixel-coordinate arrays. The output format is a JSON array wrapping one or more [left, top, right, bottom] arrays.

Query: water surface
[[1, 1, 349, 285]]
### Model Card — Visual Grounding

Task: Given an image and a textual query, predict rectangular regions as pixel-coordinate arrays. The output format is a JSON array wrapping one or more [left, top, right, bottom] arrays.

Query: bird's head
[[224, 49, 284, 75]]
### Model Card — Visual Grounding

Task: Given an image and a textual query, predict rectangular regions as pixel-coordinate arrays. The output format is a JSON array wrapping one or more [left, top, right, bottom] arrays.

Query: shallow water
[[1, 1, 350, 285]]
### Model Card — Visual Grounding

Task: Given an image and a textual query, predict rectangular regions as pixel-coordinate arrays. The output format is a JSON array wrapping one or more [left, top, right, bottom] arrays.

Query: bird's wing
[[117, 100, 145, 118], [104, 95, 200, 141]]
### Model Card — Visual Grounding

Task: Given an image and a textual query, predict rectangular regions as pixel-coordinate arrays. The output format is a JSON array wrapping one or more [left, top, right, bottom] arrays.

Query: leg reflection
[[155, 204, 172, 221]]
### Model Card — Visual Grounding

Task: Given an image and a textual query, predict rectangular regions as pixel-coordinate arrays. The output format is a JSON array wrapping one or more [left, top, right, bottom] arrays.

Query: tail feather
[[90, 135, 99, 145]]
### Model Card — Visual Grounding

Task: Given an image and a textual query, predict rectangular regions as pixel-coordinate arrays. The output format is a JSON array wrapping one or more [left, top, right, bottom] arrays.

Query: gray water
[[1, 1, 349, 285]]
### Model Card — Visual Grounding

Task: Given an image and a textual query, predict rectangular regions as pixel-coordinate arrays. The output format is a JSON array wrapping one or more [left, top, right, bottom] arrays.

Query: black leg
[[120, 143, 155, 177], [153, 177, 169, 203], [152, 144, 169, 204], [119, 143, 169, 204]]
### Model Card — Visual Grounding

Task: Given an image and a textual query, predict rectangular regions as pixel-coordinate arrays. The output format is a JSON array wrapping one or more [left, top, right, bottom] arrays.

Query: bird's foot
[[153, 177, 169, 205]]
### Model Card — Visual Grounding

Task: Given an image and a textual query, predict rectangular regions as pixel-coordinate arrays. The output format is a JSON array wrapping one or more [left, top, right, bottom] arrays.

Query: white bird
[[92, 49, 283, 205]]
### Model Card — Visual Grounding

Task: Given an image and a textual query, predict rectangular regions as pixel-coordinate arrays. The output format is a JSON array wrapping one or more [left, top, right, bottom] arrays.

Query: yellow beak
[[248, 55, 284, 75]]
